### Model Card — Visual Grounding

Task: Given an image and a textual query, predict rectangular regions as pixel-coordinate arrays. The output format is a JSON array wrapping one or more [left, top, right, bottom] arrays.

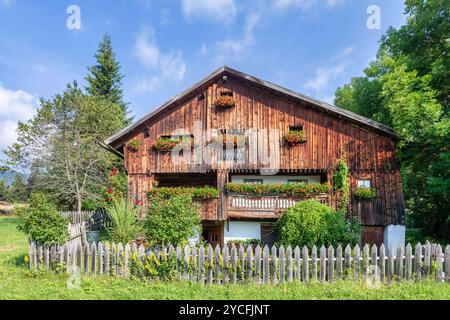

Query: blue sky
[[0, 0, 406, 154]]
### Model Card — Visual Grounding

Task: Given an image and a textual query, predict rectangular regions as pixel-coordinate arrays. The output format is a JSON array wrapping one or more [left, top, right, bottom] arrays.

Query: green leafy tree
[[17, 193, 69, 245], [85, 34, 130, 123], [9, 173, 28, 203], [145, 194, 202, 246], [4, 82, 127, 212], [334, 0, 449, 241]]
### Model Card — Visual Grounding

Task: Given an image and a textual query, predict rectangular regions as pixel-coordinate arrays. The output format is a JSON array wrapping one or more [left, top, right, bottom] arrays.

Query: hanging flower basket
[[215, 95, 236, 108], [127, 139, 141, 152], [284, 130, 307, 145]]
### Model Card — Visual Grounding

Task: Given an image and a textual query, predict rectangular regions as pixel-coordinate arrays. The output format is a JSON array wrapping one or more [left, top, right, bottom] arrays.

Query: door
[[361, 226, 384, 246], [203, 225, 223, 248]]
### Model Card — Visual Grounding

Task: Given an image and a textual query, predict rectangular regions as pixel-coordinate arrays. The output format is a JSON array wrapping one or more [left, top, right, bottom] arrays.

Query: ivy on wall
[[333, 159, 349, 214]]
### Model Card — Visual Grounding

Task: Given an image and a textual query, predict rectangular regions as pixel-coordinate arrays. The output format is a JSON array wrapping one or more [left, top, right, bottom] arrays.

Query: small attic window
[[220, 91, 233, 97], [143, 128, 150, 138], [198, 93, 205, 101], [289, 126, 304, 132]]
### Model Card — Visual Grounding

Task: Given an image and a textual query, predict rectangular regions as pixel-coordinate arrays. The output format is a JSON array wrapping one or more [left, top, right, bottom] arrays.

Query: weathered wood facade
[[106, 66, 405, 246]]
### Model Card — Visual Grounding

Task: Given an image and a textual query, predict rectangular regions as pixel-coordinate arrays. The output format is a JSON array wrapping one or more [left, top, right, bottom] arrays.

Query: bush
[[226, 239, 262, 246], [145, 194, 202, 246], [276, 199, 359, 247], [17, 193, 69, 245], [106, 198, 142, 243]]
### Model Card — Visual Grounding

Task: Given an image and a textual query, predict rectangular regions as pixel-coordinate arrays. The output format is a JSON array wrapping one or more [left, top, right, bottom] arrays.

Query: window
[[357, 180, 371, 188], [244, 179, 263, 184], [289, 125, 304, 132], [220, 91, 233, 97], [143, 128, 150, 138], [288, 179, 309, 184]]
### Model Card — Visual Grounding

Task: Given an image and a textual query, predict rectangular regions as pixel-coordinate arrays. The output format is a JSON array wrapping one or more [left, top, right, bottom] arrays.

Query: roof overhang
[[105, 65, 397, 149]]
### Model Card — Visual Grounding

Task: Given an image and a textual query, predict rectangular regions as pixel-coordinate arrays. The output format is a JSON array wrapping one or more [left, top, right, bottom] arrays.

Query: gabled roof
[[105, 65, 396, 148]]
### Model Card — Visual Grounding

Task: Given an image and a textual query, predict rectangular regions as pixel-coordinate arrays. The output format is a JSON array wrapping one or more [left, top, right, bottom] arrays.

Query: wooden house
[[104, 66, 406, 248]]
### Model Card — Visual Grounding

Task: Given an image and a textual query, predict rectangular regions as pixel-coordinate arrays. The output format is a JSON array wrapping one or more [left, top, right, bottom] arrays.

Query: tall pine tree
[[9, 174, 28, 202], [85, 34, 131, 123]]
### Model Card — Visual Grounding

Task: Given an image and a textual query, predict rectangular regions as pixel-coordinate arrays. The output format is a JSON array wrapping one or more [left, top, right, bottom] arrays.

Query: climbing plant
[[333, 159, 349, 214]]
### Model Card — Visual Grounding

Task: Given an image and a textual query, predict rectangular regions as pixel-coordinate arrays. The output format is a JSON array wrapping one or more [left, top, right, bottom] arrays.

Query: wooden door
[[205, 225, 223, 248], [361, 226, 384, 247]]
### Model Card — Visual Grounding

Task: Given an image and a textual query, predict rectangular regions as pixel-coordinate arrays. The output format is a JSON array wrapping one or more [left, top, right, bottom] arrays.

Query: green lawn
[[1, 216, 449, 300]]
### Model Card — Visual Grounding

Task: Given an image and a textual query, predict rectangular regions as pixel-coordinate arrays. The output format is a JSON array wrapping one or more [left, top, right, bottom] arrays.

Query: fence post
[[435, 244, 443, 282], [215, 245, 221, 284], [286, 246, 293, 283], [302, 246, 309, 283], [191, 246, 197, 283], [388, 243, 394, 284], [246, 245, 253, 281], [98, 242, 103, 275], [405, 243, 412, 280], [231, 245, 237, 284], [328, 245, 334, 282], [397, 244, 404, 280], [223, 246, 230, 284], [198, 246, 205, 285], [124, 243, 130, 278], [36, 245, 43, 269], [117, 243, 123, 277], [104, 242, 109, 275], [336, 245, 342, 279], [344, 245, 351, 280], [371, 244, 378, 282], [294, 246, 301, 282], [415, 243, 422, 281], [319, 246, 326, 282], [271, 246, 277, 284], [311, 245, 317, 281], [379, 244, 385, 283], [43, 246, 49, 271], [110, 243, 116, 276], [254, 245, 261, 284], [207, 245, 213, 285], [445, 246, 450, 284], [279, 246, 285, 284], [263, 245, 269, 284], [363, 244, 370, 281], [29, 242, 35, 270], [76, 243, 82, 273], [424, 241, 431, 276], [184, 245, 191, 281], [353, 245, 360, 281], [91, 242, 97, 274]]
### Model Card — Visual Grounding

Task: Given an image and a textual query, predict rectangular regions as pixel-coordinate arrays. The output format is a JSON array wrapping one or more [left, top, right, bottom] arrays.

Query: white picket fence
[[28, 241, 450, 285]]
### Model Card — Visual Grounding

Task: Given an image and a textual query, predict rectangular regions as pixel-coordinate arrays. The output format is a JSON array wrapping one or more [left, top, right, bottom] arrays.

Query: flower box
[[153, 137, 193, 152], [284, 130, 307, 145], [353, 187, 377, 199], [127, 139, 141, 152], [215, 95, 236, 108]]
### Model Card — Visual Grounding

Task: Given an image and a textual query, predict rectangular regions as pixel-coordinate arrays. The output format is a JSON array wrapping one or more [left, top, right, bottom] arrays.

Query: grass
[[1, 216, 450, 300]]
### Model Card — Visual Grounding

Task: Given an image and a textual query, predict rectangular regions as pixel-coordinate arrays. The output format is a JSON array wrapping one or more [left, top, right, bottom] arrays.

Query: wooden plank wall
[[122, 74, 405, 226]]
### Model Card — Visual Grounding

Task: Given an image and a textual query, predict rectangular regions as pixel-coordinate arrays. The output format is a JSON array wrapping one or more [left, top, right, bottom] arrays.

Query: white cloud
[[215, 13, 260, 63], [182, 0, 237, 23], [134, 27, 187, 93], [0, 84, 38, 148], [304, 62, 348, 91]]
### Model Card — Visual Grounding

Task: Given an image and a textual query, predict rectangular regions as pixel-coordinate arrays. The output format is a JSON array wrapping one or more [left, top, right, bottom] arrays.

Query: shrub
[[226, 239, 262, 246], [225, 182, 331, 197], [145, 194, 202, 246], [276, 199, 359, 247], [148, 186, 219, 201], [17, 193, 69, 245], [106, 198, 143, 244]]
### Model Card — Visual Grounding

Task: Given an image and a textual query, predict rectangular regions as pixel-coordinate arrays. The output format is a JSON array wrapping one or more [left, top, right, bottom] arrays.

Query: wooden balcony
[[227, 194, 330, 219]]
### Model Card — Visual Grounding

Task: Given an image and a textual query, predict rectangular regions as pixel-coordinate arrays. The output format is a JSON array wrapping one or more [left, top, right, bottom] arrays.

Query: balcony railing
[[227, 194, 329, 212]]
